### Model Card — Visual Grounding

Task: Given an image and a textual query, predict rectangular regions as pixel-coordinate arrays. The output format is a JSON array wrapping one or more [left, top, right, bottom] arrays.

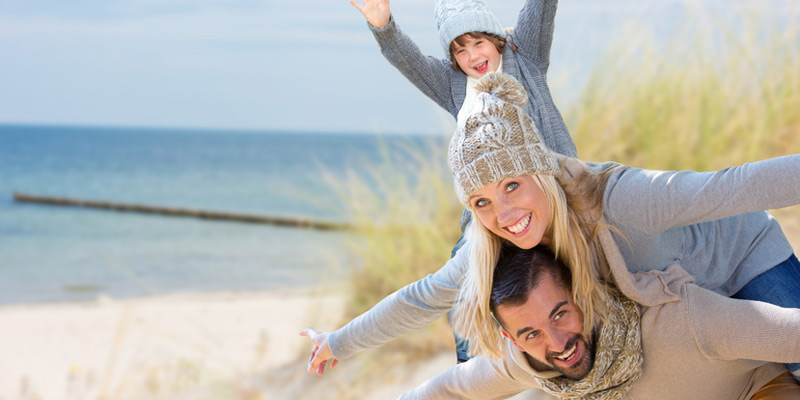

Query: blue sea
[[0, 124, 445, 305]]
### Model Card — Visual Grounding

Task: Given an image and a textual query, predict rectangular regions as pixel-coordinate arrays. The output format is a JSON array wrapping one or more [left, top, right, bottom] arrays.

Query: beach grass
[[564, 2, 800, 170], [324, 137, 463, 360]]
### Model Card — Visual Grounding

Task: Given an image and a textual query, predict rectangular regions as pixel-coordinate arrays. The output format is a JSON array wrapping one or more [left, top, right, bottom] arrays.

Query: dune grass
[[324, 137, 463, 359], [565, 2, 800, 170]]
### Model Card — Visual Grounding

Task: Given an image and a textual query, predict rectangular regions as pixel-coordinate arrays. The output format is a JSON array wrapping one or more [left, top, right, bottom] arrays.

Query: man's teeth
[[556, 343, 577, 361], [507, 214, 531, 234]]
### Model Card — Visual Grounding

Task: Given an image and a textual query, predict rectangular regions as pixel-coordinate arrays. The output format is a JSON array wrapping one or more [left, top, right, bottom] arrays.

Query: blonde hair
[[453, 156, 622, 359]]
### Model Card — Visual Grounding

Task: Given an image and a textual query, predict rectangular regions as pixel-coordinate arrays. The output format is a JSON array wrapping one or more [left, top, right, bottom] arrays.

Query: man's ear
[[499, 327, 525, 352]]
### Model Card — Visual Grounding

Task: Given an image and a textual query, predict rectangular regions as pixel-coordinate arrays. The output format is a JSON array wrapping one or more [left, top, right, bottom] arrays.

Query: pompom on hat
[[435, 0, 505, 55], [449, 72, 559, 205]]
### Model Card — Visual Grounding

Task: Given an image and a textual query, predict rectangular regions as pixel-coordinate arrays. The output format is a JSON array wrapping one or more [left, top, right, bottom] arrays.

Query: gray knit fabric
[[327, 154, 800, 360], [434, 0, 505, 55], [449, 72, 557, 204]]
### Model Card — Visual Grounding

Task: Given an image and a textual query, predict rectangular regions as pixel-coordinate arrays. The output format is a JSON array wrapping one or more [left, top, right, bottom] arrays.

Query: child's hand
[[299, 328, 339, 376], [350, 0, 391, 30]]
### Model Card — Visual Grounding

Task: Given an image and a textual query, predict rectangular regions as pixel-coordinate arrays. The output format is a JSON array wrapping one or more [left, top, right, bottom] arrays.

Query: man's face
[[497, 272, 595, 380]]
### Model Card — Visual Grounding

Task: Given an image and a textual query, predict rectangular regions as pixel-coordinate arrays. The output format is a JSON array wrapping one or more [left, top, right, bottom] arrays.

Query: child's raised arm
[[513, 0, 558, 73], [350, 0, 391, 30]]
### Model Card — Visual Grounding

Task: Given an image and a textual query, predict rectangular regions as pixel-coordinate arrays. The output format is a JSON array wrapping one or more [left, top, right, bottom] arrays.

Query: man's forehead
[[498, 272, 572, 326]]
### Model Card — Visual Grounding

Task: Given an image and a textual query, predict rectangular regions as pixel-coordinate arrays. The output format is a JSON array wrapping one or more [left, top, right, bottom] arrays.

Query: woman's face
[[470, 175, 551, 249]]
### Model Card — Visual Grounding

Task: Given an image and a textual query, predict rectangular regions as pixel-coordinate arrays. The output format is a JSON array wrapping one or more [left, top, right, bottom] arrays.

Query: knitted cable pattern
[[449, 72, 558, 204]]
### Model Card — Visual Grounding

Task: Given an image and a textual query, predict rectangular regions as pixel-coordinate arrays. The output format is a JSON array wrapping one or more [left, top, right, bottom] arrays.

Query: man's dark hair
[[490, 244, 572, 319]]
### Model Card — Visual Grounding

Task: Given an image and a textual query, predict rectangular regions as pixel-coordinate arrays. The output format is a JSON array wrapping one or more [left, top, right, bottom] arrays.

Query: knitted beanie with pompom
[[434, 0, 505, 55], [448, 72, 558, 205]]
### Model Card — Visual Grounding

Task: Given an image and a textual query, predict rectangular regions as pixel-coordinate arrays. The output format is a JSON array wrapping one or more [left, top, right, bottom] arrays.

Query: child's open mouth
[[473, 61, 489, 74]]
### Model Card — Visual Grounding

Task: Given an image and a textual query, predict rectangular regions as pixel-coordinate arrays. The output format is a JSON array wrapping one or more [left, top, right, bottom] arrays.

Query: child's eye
[[475, 40, 484, 46]]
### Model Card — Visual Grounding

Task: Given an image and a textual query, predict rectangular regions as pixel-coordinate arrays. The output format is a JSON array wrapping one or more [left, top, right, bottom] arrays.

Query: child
[[350, 0, 577, 158]]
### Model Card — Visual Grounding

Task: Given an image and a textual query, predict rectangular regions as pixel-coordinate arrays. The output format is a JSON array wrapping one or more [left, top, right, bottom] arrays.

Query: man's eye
[[526, 331, 539, 340], [554, 311, 565, 320]]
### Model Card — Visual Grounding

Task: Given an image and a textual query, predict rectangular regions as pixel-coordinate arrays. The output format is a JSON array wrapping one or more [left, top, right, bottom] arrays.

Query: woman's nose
[[496, 197, 516, 224]]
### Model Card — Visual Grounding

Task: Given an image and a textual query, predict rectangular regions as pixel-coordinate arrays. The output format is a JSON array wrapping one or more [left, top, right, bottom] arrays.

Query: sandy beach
[[0, 288, 460, 400]]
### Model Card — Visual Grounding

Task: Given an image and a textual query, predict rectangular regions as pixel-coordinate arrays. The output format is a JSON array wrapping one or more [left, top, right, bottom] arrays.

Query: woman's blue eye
[[507, 182, 519, 191], [475, 199, 488, 207]]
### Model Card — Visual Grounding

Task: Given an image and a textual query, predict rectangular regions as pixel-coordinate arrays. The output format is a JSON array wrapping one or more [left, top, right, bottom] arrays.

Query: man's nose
[[546, 328, 571, 353]]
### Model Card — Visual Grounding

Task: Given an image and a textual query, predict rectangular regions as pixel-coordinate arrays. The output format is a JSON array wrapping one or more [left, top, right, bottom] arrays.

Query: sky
[[0, 0, 796, 135]]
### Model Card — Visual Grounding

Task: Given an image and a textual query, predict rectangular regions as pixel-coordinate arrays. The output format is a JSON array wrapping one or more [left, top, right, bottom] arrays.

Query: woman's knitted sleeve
[[602, 154, 800, 234], [326, 245, 469, 360]]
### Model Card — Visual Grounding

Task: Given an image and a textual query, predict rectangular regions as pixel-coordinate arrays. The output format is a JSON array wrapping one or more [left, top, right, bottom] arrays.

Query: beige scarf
[[535, 291, 643, 400]]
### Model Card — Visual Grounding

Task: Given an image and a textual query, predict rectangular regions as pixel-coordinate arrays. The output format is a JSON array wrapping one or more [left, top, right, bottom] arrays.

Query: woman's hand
[[299, 328, 339, 375], [350, 0, 391, 30]]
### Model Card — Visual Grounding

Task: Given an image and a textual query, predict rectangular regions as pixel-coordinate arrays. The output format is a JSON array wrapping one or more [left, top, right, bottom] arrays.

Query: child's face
[[452, 35, 501, 79]]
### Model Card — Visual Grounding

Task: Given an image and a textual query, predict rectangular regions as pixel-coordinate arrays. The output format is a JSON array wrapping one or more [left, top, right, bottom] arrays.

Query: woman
[[302, 73, 800, 381]]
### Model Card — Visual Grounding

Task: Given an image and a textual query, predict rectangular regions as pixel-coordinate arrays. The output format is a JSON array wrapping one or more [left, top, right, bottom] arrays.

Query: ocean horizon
[[0, 123, 447, 305]]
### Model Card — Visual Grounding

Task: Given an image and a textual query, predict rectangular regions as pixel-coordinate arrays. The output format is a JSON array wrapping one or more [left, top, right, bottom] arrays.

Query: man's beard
[[544, 333, 595, 380]]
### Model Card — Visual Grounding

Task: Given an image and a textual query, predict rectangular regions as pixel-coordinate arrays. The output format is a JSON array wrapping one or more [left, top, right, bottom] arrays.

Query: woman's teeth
[[507, 214, 531, 234]]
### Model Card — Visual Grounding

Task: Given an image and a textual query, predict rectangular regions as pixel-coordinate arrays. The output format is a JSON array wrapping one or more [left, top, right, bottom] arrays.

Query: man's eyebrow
[[515, 326, 533, 339], [514, 301, 569, 339], [549, 301, 568, 319]]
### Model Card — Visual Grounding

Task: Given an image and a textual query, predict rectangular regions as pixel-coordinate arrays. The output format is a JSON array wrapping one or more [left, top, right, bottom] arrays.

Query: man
[[401, 246, 800, 399]]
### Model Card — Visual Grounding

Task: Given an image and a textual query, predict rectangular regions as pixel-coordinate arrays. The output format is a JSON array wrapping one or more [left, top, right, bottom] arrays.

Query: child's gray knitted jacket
[[371, 0, 578, 158]]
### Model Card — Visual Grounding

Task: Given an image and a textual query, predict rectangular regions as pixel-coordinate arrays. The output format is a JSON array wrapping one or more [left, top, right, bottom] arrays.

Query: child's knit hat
[[435, 0, 505, 55], [449, 72, 558, 205]]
